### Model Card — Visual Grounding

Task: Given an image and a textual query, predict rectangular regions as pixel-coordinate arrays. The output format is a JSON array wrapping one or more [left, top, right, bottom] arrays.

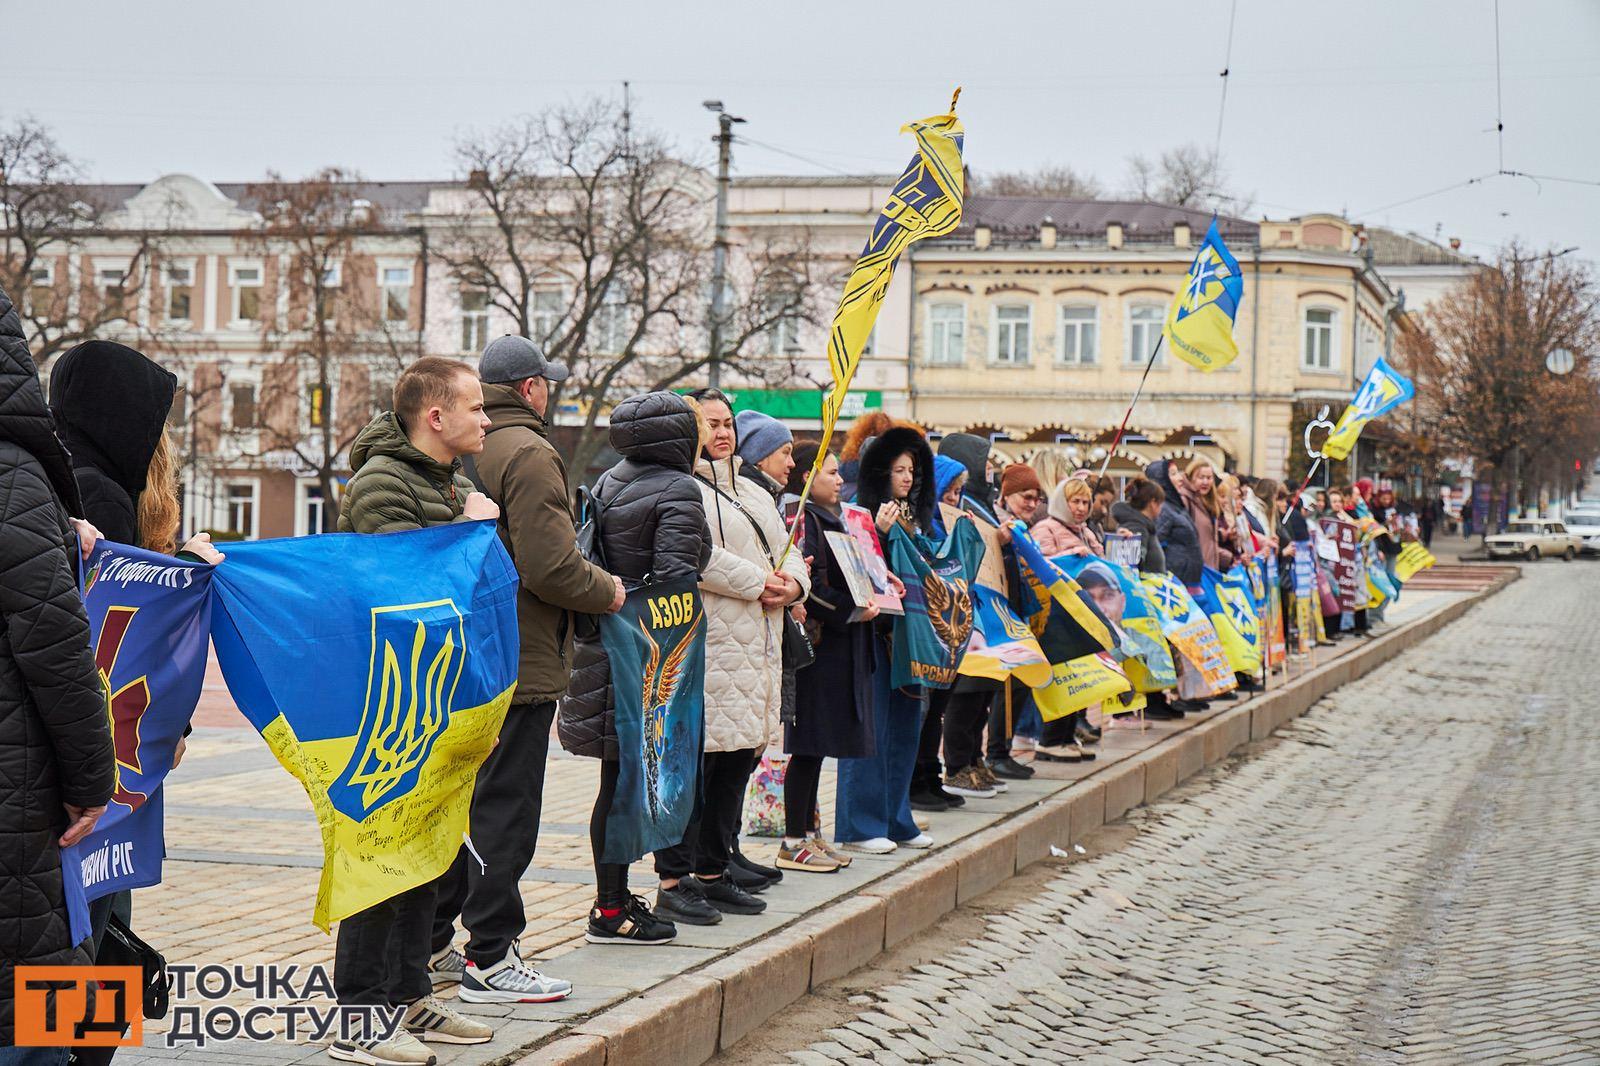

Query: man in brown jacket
[[429, 335, 624, 1002]]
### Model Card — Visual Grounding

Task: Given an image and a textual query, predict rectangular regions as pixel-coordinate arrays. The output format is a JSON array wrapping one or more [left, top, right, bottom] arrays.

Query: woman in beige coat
[[651, 389, 810, 922]]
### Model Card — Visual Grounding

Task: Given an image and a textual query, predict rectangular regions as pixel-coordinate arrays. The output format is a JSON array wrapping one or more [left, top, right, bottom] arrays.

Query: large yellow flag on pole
[[781, 91, 966, 559]]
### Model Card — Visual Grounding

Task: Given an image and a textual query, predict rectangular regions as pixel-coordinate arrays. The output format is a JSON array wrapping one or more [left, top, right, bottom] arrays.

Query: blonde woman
[[1182, 457, 1233, 571]]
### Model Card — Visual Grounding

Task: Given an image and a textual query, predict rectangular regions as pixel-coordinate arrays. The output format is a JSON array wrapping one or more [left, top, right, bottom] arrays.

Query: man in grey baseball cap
[[429, 333, 621, 1002], [477, 334, 571, 386]]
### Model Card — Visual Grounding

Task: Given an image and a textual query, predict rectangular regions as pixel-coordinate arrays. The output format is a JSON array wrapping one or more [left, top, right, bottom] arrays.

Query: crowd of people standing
[[1, 262, 1430, 1064]]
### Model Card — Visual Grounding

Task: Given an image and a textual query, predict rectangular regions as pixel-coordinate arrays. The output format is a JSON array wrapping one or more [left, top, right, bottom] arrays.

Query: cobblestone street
[[739, 561, 1600, 1065]]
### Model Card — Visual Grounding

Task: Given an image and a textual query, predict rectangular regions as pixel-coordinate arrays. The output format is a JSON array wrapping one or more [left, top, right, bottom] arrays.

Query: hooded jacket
[[475, 383, 617, 705], [1110, 499, 1165, 574], [930, 454, 967, 539], [1147, 460, 1203, 586], [49, 340, 176, 546], [560, 392, 711, 759], [695, 453, 811, 753], [937, 432, 997, 519], [855, 426, 937, 537], [0, 284, 115, 1041], [337, 412, 480, 533]]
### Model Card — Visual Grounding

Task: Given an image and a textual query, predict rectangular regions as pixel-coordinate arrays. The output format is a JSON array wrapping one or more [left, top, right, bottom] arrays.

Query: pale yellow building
[[905, 199, 1411, 480]]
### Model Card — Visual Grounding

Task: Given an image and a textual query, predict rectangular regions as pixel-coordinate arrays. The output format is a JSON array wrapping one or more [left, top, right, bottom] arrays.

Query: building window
[[861, 326, 877, 357], [230, 384, 258, 430], [225, 482, 257, 538], [166, 263, 193, 322], [1303, 307, 1338, 370], [1126, 304, 1164, 365], [382, 266, 412, 323], [926, 303, 965, 365], [231, 264, 262, 325], [312, 262, 341, 328], [303, 484, 327, 536], [1058, 305, 1098, 365], [167, 388, 188, 427], [530, 289, 563, 342], [98, 266, 128, 319], [763, 294, 802, 357], [305, 383, 330, 430], [370, 374, 396, 415], [460, 289, 490, 353], [27, 265, 55, 319], [592, 285, 630, 355], [991, 305, 1031, 365]]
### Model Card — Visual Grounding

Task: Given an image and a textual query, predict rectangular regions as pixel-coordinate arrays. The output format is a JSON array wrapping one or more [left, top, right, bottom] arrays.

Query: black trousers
[[654, 748, 756, 879], [941, 689, 994, 774], [913, 689, 952, 793], [985, 680, 1023, 761], [784, 755, 824, 839], [1040, 710, 1082, 747], [591, 758, 631, 908], [430, 701, 555, 968], [335, 880, 435, 1006]]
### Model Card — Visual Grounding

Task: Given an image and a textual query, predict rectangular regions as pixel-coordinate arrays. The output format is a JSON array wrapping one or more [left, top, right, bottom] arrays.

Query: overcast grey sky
[[5, 0, 1598, 262]]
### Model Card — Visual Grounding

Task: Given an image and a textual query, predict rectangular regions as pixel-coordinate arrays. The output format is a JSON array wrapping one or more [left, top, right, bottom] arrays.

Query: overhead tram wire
[[1213, 0, 1240, 161]]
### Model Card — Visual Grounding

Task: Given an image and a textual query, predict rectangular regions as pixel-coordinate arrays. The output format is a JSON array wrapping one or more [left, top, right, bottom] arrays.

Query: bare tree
[[434, 98, 823, 481], [0, 116, 166, 367], [1402, 243, 1600, 527], [1123, 143, 1253, 214], [975, 164, 1103, 199], [239, 169, 420, 524]]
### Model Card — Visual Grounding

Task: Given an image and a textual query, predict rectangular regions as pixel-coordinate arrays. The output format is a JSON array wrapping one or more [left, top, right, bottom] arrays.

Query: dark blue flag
[[600, 578, 707, 864], [63, 542, 213, 942]]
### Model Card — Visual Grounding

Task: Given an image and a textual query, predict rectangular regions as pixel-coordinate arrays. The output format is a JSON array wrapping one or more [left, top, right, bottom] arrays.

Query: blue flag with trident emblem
[[1321, 356, 1416, 461], [1163, 218, 1246, 370], [211, 521, 518, 930]]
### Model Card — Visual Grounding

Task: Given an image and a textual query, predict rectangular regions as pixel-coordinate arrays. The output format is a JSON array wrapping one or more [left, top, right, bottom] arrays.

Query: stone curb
[[510, 570, 1517, 1065]]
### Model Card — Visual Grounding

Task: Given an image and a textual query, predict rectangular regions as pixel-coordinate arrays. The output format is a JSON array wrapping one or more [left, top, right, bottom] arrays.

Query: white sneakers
[[841, 837, 897, 854], [459, 945, 573, 1004], [898, 833, 934, 849]]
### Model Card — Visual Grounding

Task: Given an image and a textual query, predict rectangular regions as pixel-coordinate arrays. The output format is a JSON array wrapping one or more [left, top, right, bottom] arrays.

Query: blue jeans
[[0, 1046, 68, 1065], [834, 669, 924, 844]]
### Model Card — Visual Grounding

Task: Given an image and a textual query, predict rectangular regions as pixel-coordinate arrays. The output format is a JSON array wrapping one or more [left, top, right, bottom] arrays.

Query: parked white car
[[1485, 519, 1584, 561], [1564, 516, 1600, 555]]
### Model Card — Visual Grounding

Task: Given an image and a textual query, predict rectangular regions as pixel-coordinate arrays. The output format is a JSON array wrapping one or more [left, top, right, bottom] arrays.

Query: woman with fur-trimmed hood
[[833, 424, 942, 854]]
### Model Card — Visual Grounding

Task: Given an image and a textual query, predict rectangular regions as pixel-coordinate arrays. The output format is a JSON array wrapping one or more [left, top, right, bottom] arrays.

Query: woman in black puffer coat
[[560, 391, 711, 942], [1147, 459, 1202, 587], [0, 283, 116, 1045]]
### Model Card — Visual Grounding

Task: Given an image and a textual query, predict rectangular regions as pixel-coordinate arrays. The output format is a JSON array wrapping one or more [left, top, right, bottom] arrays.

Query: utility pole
[[703, 100, 744, 389]]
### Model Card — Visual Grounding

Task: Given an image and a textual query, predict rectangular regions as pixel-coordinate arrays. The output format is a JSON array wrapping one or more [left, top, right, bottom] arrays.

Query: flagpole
[[1096, 334, 1165, 479], [1287, 455, 1325, 509]]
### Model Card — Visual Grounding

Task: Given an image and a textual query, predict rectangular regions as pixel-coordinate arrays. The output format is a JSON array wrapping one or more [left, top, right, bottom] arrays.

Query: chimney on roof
[[1039, 215, 1057, 250], [348, 198, 373, 225], [1106, 221, 1124, 250], [974, 225, 992, 251], [1173, 221, 1191, 249], [468, 169, 489, 191]]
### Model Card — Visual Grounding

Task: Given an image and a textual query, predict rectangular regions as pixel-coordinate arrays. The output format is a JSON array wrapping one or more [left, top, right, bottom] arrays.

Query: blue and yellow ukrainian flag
[[211, 522, 518, 930], [1322, 357, 1416, 461], [1163, 218, 1245, 370], [809, 93, 964, 460], [958, 584, 1052, 688]]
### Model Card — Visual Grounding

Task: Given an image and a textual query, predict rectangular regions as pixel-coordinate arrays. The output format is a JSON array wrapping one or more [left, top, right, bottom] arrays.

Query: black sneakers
[[654, 880, 722, 926], [731, 845, 782, 884], [989, 756, 1035, 780], [696, 875, 767, 915], [909, 788, 951, 812], [586, 895, 677, 945]]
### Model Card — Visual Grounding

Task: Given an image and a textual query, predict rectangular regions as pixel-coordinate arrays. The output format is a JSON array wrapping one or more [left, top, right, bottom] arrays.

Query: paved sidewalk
[[118, 583, 1471, 1064]]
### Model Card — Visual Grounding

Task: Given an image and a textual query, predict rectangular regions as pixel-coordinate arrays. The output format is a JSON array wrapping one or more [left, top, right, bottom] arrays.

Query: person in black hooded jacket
[[0, 282, 115, 1049], [834, 425, 939, 852], [1147, 459, 1203, 587], [560, 390, 712, 946], [49, 340, 176, 546]]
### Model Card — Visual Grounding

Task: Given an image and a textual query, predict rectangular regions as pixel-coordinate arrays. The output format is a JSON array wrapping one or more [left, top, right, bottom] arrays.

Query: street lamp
[[704, 100, 746, 390]]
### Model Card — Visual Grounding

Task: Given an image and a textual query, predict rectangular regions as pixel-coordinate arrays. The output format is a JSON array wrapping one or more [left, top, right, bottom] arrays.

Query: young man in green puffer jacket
[[330, 356, 501, 1066]]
